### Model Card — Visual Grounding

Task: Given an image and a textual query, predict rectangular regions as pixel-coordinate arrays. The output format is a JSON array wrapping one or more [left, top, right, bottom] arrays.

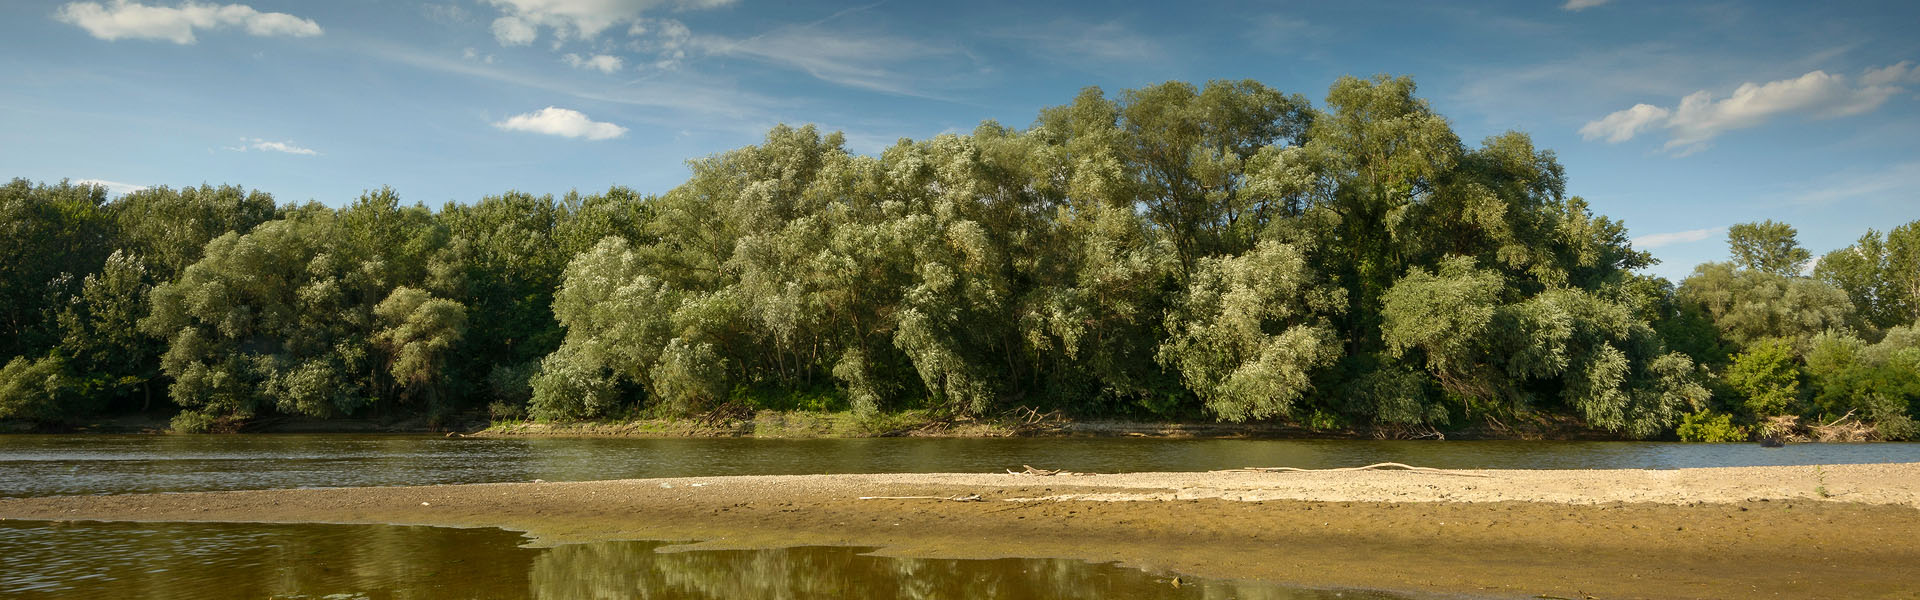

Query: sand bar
[[5, 463, 1919, 599]]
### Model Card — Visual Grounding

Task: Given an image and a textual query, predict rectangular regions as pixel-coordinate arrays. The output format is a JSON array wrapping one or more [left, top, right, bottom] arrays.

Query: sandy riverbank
[[5, 463, 1919, 599]]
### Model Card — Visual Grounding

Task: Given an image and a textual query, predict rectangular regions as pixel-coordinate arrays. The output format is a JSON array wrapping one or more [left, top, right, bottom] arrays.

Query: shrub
[[1724, 337, 1801, 417], [1675, 411, 1748, 442]]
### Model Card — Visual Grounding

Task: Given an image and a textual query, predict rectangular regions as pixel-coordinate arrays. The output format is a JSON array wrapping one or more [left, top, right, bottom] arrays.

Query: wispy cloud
[[562, 53, 624, 73], [482, 0, 735, 47], [1785, 160, 1920, 207], [996, 19, 1164, 66], [74, 178, 147, 196], [56, 1, 322, 44], [226, 137, 318, 155], [1562, 0, 1610, 12], [494, 106, 627, 140], [696, 28, 955, 97], [1633, 227, 1722, 249], [1580, 62, 1920, 154]]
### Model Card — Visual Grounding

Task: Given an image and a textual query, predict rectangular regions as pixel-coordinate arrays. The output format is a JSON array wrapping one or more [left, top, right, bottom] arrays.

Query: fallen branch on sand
[[858, 494, 984, 502], [1006, 465, 1082, 476], [1219, 462, 1492, 478]]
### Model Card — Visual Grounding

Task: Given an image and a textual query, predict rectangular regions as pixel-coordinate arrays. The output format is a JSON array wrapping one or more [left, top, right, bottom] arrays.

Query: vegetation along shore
[[3, 76, 1917, 441]]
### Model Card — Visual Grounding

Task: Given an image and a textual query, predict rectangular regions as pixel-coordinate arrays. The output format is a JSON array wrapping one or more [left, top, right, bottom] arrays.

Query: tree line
[[2, 75, 1915, 438]]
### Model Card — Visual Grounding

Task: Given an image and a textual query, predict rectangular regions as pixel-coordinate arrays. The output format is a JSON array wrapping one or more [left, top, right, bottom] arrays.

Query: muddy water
[[3, 434, 1917, 497], [0, 520, 1408, 599]]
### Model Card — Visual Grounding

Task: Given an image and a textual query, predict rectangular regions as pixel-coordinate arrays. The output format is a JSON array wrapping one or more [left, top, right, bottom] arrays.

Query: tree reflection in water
[[1, 521, 1403, 599]]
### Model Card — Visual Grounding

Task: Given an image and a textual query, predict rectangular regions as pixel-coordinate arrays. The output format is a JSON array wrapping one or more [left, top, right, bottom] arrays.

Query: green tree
[[1727, 220, 1812, 277], [1158, 241, 1345, 421], [0, 355, 84, 424], [1724, 337, 1802, 417], [1816, 221, 1920, 332], [373, 287, 468, 406]]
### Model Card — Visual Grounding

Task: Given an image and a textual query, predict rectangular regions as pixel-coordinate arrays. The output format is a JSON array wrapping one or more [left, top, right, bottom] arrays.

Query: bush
[[1675, 411, 1748, 442], [168, 411, 218, 433], [1724, 337, 1801, 417], [0, 355, 79, 423]]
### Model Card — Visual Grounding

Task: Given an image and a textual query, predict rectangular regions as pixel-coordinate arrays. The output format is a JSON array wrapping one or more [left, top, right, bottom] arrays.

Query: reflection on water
[[2, 434, 1918, 497], [0, 521, 1406, 599]]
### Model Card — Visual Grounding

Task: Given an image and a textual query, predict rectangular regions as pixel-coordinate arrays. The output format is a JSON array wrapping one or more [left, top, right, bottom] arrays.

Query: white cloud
[[1578, 103, 1670, 143], [483, 0, 734, 46], [493, 106, 627, 140], [1579, 64, 1920, 154], [55, 1, 321, 44], [226, 137, 318, 155], [563, 53, 624, 73], [1562, 0, 1609, 11], [1632, 227, 1722, 249], [491, 15, 536, 46], [628, 18, 692, 69], [74, 178, 147, 197]]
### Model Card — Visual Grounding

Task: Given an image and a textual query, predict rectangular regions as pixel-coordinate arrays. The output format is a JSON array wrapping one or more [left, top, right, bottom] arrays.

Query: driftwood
[[1219, 462, 1492, 478], [857, 494, 984, 502], [1006, 465, 1075, 476]]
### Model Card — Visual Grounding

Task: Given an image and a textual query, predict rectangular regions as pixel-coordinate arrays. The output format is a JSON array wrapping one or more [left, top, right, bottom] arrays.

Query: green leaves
[[1159, 241, 1344, 421]]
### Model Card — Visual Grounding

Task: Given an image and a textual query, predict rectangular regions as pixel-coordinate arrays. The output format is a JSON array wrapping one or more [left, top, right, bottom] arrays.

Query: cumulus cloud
[[226, 137, 318, 155], [562, 53, 624, 73], [74, 178, 147, 197], [1577, 103, 1669, 143], [493, 106, 627, 140], [1632, 227, 1722, 249], [1562, 0, 1610, 11], [483, 0, 733, 46], [55, 0, 321, 44], [1580, 63, 1920, 154]]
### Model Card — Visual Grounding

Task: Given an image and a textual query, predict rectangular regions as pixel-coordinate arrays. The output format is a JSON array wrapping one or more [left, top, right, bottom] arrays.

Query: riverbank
[[10, 405, 1624, 439], [470, 409, 1614, 440], [4, 463, 1917, 599]]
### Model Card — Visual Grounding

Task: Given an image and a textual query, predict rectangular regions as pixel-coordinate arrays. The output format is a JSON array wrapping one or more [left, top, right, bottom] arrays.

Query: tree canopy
[[1, 75, 1914, 439]]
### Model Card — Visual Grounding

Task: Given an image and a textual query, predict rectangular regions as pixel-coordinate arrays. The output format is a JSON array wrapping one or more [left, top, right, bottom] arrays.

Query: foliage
[[1675, 411, 1748, 442], [1, 77, 1917, 440], [1724, 338, 1801, 418], [0, 355, 83, 423], [1726, 220, 1812, 277]]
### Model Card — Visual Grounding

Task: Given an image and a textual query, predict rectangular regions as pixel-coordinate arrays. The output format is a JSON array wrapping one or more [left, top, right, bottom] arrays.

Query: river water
[[2, 434, 1916, 497], [2, 435, 1915, 598]]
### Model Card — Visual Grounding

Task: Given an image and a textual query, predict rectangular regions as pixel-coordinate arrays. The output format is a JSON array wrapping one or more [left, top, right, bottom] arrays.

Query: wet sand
[[5, 463, 1919, 599]]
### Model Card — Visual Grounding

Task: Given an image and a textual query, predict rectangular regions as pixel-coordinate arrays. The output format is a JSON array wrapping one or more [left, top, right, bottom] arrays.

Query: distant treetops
[[1, 75, 1915, 438]]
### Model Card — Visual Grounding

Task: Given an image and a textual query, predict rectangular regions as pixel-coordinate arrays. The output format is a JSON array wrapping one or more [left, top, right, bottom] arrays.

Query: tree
[[1727, 220, 1811, 277], [1724, 337, 1801, 418], [1816, 220, 1920, 332], [0, 355, 83, 423], [1677, 262, 1852, 348], [0, 179, 113, 360], [1158, 241, 1345, 421], [373, 287, 467, 406]]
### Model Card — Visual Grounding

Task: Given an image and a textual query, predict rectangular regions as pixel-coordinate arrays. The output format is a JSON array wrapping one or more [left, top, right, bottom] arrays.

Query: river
[[3, 435, 1915, 598]]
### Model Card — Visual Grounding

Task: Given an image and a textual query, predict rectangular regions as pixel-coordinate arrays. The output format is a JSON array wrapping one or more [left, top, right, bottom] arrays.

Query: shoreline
[[5, 464, 1919, 599]]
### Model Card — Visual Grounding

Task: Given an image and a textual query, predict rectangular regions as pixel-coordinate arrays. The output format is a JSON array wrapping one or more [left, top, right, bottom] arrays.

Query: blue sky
[[3, 0, 1917, 280]]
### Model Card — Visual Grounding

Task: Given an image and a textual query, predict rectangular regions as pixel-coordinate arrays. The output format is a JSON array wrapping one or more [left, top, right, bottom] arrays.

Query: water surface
[[0, 520, 1408, 599], [2, 434, 1915, 497]]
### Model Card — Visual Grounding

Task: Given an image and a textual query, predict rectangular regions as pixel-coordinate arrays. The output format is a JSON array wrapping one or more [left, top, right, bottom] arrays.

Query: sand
[[5, 463, 1920, 599]]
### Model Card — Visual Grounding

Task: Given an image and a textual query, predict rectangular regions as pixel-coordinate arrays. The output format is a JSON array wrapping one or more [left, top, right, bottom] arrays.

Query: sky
[[2, 0, 1917, 280]]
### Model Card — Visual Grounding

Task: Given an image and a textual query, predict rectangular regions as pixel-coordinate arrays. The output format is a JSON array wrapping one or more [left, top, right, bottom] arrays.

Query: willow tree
[[141, 191, 459, 428]]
